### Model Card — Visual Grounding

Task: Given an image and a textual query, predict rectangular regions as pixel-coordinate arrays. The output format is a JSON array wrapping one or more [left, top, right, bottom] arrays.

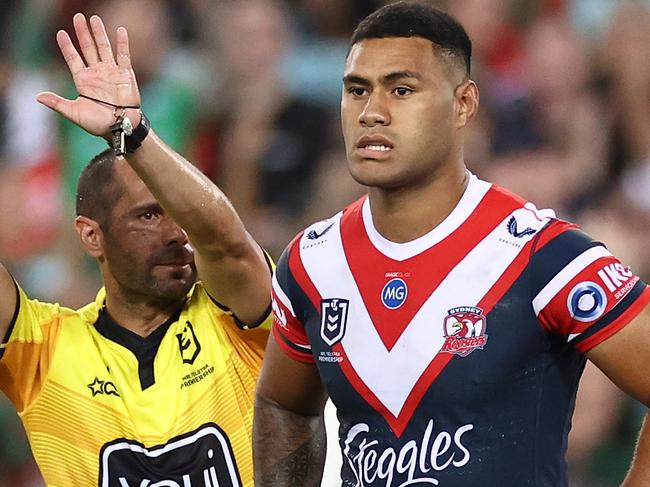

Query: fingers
[[73, 13, 99, 66], [36, 92, 75, 120], [56, 30, 85, 76], [115, 27, 133, 70], [89, 15, 114, 64]]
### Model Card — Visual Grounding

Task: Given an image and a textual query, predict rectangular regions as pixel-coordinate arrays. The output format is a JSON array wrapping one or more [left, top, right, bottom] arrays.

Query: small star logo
[[88, 377, 105, 397], [87, 377, 120, 397]]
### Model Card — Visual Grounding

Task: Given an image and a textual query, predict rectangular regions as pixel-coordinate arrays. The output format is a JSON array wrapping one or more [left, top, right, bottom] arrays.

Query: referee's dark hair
[[349, 1, 472, 77], [76, 149, 124, 229]]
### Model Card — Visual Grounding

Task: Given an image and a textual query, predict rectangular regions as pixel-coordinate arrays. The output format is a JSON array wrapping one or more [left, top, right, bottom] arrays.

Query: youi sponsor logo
[[342, 419, 473, 487]]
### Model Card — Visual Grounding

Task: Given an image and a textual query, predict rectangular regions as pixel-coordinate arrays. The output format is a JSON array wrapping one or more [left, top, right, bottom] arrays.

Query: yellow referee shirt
[[0, 282, 270, 487]]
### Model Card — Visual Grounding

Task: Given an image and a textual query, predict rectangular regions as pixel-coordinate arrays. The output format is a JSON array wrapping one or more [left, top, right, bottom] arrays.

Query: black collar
[[94, 304, 184, 390]]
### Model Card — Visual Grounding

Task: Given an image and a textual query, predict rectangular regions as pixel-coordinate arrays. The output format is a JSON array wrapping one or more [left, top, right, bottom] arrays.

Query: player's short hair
[[350, 1, 472, 76], [76, 149, 124, 229]]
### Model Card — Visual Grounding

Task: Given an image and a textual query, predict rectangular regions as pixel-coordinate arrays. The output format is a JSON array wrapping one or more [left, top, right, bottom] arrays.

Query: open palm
[[37, 13, 141, 137]]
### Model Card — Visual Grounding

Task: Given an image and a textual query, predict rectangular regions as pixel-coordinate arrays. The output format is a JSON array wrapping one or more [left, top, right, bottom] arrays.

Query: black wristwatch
[[125, 111, 151, 153], [108, 111, 151, 154]]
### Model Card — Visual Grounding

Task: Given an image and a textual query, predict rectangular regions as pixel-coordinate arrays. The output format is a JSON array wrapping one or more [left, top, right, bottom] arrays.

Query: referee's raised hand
[[36, 13, 142, 138]]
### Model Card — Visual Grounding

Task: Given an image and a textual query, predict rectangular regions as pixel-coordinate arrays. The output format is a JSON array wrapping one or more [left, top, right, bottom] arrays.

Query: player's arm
[[254, 337, 328, 487], [118, 129, 271, 326], [36, 14, 271, 325], [585, 304, 650, 486], [0, 263, 18, 346]]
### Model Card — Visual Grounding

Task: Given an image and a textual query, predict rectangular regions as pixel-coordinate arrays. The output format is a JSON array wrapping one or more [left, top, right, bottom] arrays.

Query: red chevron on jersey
[[340, 184, 525, 350], [292, 176, 557, 436]]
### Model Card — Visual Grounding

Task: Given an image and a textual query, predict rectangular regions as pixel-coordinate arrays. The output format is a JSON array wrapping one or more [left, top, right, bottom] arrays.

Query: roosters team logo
[[441, 307, 488, 357]]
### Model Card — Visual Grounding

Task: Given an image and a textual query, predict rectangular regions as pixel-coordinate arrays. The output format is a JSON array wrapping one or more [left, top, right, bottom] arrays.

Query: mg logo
[[381, 278, 408, 309]]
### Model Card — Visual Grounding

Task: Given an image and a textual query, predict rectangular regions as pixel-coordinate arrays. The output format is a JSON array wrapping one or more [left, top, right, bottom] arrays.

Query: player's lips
[[356, 135, 394, 159], [154, 247, 194, 267], [158, 261, 192, 266]]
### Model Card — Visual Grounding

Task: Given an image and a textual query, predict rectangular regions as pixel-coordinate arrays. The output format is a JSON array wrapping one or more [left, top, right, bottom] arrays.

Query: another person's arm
[[0, 264, 18, 343], [254, 338, 328, 486], [36, 14, 270, 325]]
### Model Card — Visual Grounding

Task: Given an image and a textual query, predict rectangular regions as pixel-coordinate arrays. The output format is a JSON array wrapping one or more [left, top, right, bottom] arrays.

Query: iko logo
[[381, 278, 408, 309], [506, 216, 536, 238], [597, 263, 633, 292], [99, 423, 242, 487], [320, 298, 349, 346], [88, 377, 119, 397], [567, 281, 607, 322], [176, 321, 201, 365]]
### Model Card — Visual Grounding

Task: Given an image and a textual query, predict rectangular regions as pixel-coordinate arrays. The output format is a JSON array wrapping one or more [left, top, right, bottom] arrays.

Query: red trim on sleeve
[[272, 326, 314, 363], [577, 287, 650, 353]]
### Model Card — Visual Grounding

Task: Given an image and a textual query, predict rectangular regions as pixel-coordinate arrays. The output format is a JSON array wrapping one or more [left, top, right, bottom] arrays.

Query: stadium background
[[0, 0, 649, 485]]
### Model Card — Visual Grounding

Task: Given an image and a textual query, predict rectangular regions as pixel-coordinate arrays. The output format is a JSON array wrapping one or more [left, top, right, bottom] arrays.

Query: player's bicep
[[0, 264, 18, 347], [257, 336, 328, 416], [587, 303, 650, 406]]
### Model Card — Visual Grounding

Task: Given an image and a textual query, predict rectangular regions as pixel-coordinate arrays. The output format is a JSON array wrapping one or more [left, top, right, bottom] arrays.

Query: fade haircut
[[350, 1, 472, 77], [76, 149, 124, 229]]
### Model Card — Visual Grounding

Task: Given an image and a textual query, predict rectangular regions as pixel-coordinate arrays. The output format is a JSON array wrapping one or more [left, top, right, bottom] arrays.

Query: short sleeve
[[0, 282, 63, 410], [271, 245, 314, 363], [531, 226, 649, 353]]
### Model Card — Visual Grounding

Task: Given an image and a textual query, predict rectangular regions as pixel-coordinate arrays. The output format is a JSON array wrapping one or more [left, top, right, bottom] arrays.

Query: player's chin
[[155, 276, 196, 301], [348, 162, 400, 188], [151, 267, 197, 295]]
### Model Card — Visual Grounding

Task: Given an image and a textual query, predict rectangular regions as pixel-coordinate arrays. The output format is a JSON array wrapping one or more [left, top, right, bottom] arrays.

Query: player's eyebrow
[[342, 74, 371, 86], [382, 70, 423, 83], [343, 71, 423, 86]]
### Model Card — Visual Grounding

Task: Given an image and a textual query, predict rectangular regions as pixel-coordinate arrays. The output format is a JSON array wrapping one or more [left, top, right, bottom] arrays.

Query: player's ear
[[454, 79, 479, 128], [75, 216, 105, 259]]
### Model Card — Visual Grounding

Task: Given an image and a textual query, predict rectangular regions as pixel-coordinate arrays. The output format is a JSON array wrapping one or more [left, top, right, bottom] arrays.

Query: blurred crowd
[[0, 0, 648, 485]]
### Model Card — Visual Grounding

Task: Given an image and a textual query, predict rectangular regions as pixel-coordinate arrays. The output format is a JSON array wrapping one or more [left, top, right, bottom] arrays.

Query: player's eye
[[393, 86, 413, 97], [347, 87, 367, 97], [140, 211, 157, 221]]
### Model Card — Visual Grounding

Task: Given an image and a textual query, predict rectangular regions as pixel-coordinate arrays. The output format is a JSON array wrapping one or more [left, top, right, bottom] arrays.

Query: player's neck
[[103, 290, 184, 338], [367, 165, 469, 243]]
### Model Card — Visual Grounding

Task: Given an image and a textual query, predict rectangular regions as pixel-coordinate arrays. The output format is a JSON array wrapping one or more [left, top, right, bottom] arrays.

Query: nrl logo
[[176, 321, 202, 365], [441, 307, 488, 357], [320, 298, 349, 346]]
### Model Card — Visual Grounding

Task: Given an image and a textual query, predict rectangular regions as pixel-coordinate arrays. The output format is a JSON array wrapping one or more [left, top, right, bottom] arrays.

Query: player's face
[[101, 161, 197, 303], [341, 37, 470, 189]]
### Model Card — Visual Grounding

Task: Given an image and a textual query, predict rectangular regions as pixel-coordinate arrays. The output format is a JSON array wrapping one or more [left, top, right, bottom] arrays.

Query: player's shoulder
[[287, 200, 358, 254], [19, 283, 96, 325], [478, 176, 597, 258]]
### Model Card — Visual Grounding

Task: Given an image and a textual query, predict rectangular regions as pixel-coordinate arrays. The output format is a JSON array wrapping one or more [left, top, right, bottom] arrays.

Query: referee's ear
[[75, 215, 105, 260]]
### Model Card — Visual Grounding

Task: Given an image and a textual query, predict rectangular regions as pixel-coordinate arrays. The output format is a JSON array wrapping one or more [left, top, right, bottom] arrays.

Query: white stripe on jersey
[[362, 174, 492, 261], [299, 203, 552, 417], [532, 246, 612, 316], [272, 273, 297, 318]]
